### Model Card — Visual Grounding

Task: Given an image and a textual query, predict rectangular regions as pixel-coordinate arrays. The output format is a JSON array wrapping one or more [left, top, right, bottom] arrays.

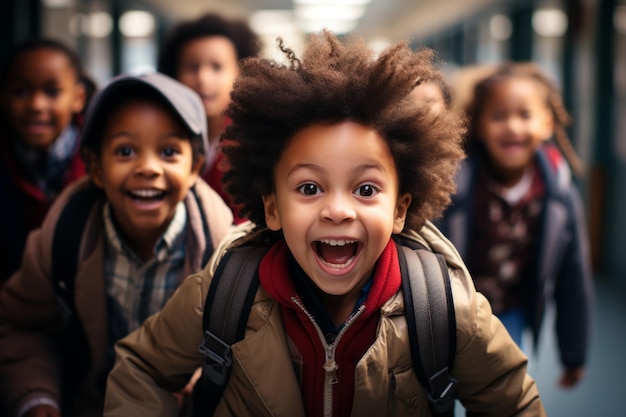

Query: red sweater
[[201, 151, 245, 224], [200, 117, 245, 224]]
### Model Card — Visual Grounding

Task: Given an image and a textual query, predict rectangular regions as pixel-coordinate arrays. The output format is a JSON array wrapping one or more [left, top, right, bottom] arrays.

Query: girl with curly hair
[[105, 31, 546, 417], [438, 62, 593, 389]]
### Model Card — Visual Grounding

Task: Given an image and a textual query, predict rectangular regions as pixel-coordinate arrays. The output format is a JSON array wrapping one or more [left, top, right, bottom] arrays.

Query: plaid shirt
[[102, 201, 187, 344]]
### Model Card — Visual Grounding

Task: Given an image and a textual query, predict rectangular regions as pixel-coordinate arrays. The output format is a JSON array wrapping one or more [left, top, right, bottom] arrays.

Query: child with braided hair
[[437, 61, 594, 389]]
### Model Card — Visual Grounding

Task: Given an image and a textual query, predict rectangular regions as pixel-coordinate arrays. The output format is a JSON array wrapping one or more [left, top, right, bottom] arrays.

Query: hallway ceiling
[[144, 0, 509, 43]]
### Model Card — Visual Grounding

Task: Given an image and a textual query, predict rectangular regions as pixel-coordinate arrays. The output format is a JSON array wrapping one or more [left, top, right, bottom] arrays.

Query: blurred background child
[[0, 38, 96, 285], [157, 13, 261, 222], [437, 61, 594, 389], [409, 76, 452, 114]]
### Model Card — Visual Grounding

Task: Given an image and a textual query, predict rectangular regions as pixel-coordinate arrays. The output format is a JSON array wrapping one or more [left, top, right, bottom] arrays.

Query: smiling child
[[104, 32, 546, 417], [158, 13, 261, 222], [437, 62, 593, 389], [0, 72, 233, 417], [0, 38, 95, 285]]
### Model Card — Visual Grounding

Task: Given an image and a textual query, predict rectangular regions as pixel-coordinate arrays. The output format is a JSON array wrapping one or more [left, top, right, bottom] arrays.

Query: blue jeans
[[498, 307, 526, 348]]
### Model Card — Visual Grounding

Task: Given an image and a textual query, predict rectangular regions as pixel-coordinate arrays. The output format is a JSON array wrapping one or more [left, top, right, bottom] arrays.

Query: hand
[[173, 367, 202, 415], [559, 366, 585, 388], [24, 405, 61, 417]]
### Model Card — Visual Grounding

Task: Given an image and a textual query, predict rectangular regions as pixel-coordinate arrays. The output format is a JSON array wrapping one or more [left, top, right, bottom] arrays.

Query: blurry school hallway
[[454, 276, 625, 416], [528, 277, 626, 416]]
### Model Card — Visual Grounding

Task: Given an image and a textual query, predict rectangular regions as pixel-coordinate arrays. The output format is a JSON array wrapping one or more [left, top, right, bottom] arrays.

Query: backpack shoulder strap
[[191, 245, 269, 417], [52, 183, 103, 310], [397, 242, 457, 417], [50, 182, 103, 410]]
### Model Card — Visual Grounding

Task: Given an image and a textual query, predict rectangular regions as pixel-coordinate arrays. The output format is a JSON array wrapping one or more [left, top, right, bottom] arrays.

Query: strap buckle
[[198, 330, 232, 386], [427, 366, 457, 414]]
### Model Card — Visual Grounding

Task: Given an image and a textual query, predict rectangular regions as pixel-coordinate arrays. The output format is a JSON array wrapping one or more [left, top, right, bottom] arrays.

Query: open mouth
[[23, 120, 49, 126], [314, 239, 360, 270], [127, 188, 166, 202], [500, 138, 528, 148], [21, 120, 50, 131]]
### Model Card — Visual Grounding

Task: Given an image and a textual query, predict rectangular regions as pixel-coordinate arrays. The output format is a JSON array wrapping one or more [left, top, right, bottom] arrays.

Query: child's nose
[[28, 92, 47, 110], [134, 153, 163, 177], [320, 193, 357, 223], [505, 116, 524, 133], [198, 66, 216, 87]]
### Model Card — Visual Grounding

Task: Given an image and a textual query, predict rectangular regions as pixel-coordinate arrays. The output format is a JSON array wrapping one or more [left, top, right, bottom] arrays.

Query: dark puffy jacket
[[436, 144, 594, 368]]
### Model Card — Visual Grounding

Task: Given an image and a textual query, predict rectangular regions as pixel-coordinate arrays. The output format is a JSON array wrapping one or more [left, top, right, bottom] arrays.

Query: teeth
[[320, 257, 355, 270], [130, 189, 163, 198], [319, 239, 355, 246]]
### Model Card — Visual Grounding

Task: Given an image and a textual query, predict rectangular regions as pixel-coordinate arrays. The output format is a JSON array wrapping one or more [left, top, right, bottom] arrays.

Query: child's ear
[[393, 192, 412, 234], [262, 193, 282, 231], [85, 150, 104, 188], [71, 82, 87, 114]]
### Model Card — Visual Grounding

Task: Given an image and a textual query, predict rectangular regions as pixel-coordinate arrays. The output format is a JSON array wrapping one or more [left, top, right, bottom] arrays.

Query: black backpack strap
[[191, 245, 269, 417], [51, 183, 103, 410], [53, 184, 103, 306], [398, 244, 457, 417]]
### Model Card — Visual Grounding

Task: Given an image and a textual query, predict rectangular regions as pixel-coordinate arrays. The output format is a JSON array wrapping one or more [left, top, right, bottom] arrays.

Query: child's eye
[[181, 63, 200, 74], [114, 146, 134, 157], [45, 87, 61, 98], [162, 147, 180, 157], [355, 184, 379, 197], [297, 183, 321, 196], [489, 112, 506, 121], [10, 87, 30, 98]]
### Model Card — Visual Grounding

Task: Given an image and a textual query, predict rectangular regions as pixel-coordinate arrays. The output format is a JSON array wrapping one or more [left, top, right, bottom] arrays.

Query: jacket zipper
[[292, 297, 365, 417]]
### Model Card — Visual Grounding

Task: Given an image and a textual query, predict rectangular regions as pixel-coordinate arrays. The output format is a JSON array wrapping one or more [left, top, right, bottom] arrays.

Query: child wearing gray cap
[[0, 72, 234, 417]]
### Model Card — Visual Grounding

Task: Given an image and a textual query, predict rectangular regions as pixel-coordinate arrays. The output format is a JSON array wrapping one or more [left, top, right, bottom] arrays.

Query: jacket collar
[[258, 238, 401, 320]]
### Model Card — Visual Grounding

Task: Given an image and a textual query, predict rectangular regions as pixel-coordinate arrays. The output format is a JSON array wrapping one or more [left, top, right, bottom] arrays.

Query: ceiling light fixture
[[293, 0, 373, 34]]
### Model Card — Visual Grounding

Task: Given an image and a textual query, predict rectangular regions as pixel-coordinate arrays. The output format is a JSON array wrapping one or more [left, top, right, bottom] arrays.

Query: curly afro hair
[[157, 13, 261, 78], [221, 30, 466, 231]]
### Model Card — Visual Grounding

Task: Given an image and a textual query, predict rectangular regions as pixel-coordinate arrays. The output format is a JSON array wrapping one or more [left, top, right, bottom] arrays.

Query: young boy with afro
[[104, 31, 546, 417]]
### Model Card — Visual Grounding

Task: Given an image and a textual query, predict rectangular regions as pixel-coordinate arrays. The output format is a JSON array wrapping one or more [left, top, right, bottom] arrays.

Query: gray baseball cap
[[81, 72, 209, 167]]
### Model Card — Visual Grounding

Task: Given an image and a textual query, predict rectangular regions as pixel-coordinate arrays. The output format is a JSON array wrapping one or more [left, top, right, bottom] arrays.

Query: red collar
[[259, 237, 401, 323]]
